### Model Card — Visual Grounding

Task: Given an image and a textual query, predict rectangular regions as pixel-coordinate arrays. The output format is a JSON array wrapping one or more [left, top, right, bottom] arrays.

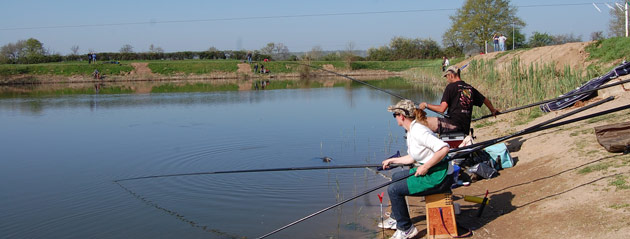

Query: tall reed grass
[[406, 57, 594, 121]]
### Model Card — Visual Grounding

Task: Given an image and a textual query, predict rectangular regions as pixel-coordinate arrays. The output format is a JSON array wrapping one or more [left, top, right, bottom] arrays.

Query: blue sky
[[0, 0, 622, 54]]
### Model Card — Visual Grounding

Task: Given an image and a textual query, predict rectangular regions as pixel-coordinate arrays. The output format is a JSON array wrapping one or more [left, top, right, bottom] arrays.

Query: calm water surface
[[0, 80, 440, 238]]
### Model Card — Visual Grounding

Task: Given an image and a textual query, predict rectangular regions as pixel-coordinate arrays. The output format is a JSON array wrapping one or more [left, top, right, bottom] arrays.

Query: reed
[[407, 57, 593, 120]]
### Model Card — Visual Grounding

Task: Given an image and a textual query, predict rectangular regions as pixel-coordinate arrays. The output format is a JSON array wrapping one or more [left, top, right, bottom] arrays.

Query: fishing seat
[[439, 131, 467, 149], [408, 175, 458, 238]]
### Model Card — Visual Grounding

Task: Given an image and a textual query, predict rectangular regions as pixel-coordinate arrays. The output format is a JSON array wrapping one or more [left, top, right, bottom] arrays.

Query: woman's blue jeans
[[388, 170, 414, 231]]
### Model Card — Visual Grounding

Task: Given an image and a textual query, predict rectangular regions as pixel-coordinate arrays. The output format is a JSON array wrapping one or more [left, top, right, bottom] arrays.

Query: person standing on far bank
[[498, 34, 507, 51]]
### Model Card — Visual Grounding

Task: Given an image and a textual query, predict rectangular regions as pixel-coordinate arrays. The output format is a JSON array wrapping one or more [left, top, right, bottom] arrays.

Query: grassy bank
[[0, 61, 133, 76], [1, 59, 441, 78]]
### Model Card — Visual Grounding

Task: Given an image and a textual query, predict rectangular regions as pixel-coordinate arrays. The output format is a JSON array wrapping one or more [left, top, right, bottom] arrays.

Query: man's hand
[[419, 102, 428, 110]]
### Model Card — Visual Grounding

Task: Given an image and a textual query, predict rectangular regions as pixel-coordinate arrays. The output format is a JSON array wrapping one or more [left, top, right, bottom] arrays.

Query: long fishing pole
[[257, 173, 414, 239], [114, 163, 410, 182], [452, 96, 614, 155], [293, 62, 449, 118], [472, 78, 630, 122], [257, 99, 626, 239]]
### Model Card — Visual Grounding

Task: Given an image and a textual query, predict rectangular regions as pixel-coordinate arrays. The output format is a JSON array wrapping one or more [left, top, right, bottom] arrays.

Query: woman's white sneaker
[[377, 217, 397, 230], [389, 225, 418, 239]]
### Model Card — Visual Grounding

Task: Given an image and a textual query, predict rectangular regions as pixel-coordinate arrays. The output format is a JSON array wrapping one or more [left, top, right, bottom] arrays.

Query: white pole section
[[626, 1, 628, 37]]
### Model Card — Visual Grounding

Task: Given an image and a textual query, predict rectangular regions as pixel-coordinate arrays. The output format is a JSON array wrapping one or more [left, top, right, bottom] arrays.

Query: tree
[[590, 31, 605, 41], [307, 45, 323, 60], [551, 33, 582, 45], [24, 38, 46, 57], [528, 31, 553, 47], [608, 7, 627, 37], [70, 45, 80, 55], [273, 43, 289, 60], [119, 44, 134, 53], [367, 46, 391, 61], [260, 43, 275, 55], [0, 40, 26, 63], [148, 44, 164, 53], [443, 0, 525, 52], [260, 42, 290, 60]]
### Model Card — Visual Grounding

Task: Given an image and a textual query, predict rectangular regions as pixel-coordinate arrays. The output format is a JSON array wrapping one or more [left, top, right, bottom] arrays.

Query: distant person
[[91, 53, 97, 63], [260, 64, 264, 74], [88, 53, 92, 64], [247, 51, 253, 64], [93, 69, 100, 79], [442, 56, 450, 71], [498, 34, 507, 51], [254, 63, 258, 73], [419, 66, 498, 135], [493, 33, 499, 52]]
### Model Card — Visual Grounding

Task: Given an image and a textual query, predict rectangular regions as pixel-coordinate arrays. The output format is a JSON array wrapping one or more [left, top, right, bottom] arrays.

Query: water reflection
[[0, 77, 439, 114]]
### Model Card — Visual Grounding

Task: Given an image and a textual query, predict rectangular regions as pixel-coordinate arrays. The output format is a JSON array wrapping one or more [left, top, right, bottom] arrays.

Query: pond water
[[0, 78, 441, 239]]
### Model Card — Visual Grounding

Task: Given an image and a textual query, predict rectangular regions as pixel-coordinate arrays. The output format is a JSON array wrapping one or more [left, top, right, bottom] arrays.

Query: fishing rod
[[114, 163, 410, 182], [257, 99, 626, 239], [472, 78, 630, 122], [451, 96, 615, 155], [257, 173, 414, 239], [292, 62, 449, 118]]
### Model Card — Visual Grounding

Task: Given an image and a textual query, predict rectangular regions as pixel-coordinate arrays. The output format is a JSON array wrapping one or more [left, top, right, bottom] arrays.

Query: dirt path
[[130, 62, 154, 76], [237, 63, 252, 74]]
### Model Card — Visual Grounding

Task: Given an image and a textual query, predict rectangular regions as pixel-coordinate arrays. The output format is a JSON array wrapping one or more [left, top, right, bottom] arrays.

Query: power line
[[0, 2, 611, 31]]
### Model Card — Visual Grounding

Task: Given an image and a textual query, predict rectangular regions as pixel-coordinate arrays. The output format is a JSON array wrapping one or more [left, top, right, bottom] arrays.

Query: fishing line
[[290, 62, 449, 117], [114, 181, 242, 238]]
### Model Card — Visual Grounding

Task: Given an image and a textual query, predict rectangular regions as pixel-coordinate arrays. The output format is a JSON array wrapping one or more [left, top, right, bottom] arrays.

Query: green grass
[[585, 37, 630, 63], [570, 128, 594, 137], [474, 120, 497, 129], [148, 60, 239, 75], [586, 113, 619, 124], [0, 61, 133, 76], [609, 175, 630, 190], [577, 162, 614, 174], [350, 60, 441, 72], [2, 59, 443, 78], [609, 203, 630, 210]]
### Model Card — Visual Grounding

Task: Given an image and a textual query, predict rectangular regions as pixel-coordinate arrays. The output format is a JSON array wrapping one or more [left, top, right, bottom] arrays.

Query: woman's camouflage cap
[[387, 99, 416, 118]]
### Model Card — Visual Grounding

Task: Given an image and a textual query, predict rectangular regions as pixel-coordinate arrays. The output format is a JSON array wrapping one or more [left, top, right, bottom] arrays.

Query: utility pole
[[512, 22, 515, 50], [626, 0, 628, 37]]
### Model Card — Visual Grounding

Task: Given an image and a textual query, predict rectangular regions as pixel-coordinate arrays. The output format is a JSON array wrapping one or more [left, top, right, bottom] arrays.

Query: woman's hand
[[414, 165, 429, 176], [381, 159, 392, 169]]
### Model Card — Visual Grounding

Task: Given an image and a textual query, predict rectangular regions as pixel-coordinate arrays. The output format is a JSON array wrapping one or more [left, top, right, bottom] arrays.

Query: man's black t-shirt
[[440, 81, 485, 133]]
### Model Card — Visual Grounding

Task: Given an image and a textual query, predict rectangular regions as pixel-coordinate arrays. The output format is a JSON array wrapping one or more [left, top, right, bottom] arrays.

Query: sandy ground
[[460, 42, 594, 73], [395, 43, 630, 239]]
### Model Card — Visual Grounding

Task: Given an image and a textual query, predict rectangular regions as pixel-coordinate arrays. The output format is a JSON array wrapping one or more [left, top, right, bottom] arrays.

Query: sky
[[0, 0, 624, 54]]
